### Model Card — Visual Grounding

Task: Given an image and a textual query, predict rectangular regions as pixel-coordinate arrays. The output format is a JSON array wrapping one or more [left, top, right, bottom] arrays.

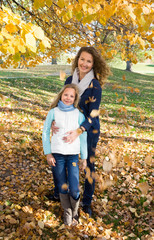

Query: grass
[[0, 66, 153, 142], [0, 65, 153, 240]]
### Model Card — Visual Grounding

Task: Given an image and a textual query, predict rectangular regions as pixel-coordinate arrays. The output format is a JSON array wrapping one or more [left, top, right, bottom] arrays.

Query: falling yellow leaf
[[92, 129, 98, 134], [117, 98, 122, 103], [109, 151, 117, 167], [90, 109, 100, 118], [134, 88, 140, 93], [90, 156, 95, 163], [103, 159, 112, 173], [72, 162, 76, 167], [89, 82, 93, 88], [122, 75, 126, 81], [85, 167, 90, 178], [60, 70, 66, 81], [88, 176, 93, 184], [85, 96, 96, 104], [61, 183, 68, 190], [88, 117, 92, 123]]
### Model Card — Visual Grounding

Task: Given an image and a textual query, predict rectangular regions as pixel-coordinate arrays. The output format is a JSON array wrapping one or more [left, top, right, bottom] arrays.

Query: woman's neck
[[79, 72, 86, 81]]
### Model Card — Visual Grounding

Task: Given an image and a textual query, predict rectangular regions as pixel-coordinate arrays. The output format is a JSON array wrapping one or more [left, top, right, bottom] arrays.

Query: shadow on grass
[[147, 64, 154, 67], [0, 90, 50, 109], [100, 132, 154, 144], [0, 106, 46, 120]]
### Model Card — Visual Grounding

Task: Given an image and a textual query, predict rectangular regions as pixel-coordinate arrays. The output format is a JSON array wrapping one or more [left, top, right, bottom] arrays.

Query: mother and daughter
[[42, 46, 111, 225]]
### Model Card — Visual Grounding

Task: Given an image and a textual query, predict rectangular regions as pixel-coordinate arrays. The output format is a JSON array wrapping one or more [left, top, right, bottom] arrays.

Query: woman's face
[[78, 51, 93, 77], [61, 88, 76, 106]]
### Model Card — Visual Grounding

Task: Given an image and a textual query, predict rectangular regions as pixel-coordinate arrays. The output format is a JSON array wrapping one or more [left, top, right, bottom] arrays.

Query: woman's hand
[[51, 121, 59, 134], [80, 159, 87, 171], [46, 154, 56, 167], [62, 129, 81, 144]]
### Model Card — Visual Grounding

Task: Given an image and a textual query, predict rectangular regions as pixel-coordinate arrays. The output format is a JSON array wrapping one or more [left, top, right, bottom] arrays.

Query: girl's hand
[[62, 128, 84, 144], [46, 154, 56, 166], [51, 121, 59, 134], [80, 159, 87, 171]]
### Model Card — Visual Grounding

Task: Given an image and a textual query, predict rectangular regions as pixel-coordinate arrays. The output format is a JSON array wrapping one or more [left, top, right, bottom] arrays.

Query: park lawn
[[0, 67, 153, 240]]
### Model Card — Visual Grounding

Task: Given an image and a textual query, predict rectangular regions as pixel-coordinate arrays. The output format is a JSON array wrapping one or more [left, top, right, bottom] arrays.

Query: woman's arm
[[62, 111, 86, 143], [81, 81, 102, 131]]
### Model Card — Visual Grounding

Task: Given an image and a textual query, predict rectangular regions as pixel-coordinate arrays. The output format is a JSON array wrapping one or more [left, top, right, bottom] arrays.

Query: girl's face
[[61, 88, 76, 106], [78, 51, 94, 77]]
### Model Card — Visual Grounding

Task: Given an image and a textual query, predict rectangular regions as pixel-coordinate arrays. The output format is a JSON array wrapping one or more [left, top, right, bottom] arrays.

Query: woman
[[47, 46, 111, 216]]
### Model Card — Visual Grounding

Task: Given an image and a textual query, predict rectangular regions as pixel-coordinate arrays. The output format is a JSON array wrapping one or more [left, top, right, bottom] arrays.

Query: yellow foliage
[[5, 23, 18, 33], [33, 26, 44, 40], [0, 0, 153, 67], [25, 33, 36, 53], [0, 34, 4, 44]]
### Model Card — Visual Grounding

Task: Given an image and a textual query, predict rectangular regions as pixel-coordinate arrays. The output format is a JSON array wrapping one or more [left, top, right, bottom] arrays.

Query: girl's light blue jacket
[[42, 107, 88, 160]]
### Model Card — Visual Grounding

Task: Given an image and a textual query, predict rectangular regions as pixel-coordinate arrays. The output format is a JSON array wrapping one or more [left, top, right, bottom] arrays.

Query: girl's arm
[[46, 154, 56, 167], [42, 109, 54, 155]]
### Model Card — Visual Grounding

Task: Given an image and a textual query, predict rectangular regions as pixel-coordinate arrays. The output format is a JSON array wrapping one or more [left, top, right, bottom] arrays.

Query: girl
[[42, 84, 87, 226]]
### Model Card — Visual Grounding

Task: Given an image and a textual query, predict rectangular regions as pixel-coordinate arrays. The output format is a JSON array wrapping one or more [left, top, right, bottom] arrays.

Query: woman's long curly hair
[[50, 84, 80, 109], [72, 46, 112, 87]]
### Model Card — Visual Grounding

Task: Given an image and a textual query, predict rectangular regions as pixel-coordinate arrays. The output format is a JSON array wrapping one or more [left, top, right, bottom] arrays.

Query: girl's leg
[[67, 154, 80, 200], [53, 154, 72, 225], [52, 153, 67, 194], [67, 154, 80, 223]]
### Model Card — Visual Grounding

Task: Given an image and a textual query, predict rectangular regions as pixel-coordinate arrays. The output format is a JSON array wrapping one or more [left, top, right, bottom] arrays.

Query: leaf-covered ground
[[0, 67, 153, 240]]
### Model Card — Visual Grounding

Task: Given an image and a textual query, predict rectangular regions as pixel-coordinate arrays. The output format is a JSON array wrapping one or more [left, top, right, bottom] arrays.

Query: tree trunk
[[126, 61, 132, 71], [52, 58, 57, 64]]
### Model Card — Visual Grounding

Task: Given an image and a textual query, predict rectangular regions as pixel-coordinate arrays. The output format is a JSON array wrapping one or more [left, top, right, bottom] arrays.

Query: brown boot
[[70, 196, 80, 225], [60, 193, 72, 226]]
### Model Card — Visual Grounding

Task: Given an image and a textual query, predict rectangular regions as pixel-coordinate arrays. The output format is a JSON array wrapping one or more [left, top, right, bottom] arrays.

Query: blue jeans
[[52, 133, 99, 205], [52, 153, 79, 200]]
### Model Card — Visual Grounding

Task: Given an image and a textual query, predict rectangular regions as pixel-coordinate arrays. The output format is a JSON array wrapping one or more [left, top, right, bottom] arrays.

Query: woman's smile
[[78, 51, 93, 79]]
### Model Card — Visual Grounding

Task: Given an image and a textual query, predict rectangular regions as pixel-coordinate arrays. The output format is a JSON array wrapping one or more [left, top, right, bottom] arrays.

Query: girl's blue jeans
[[52, 132, 99, 205], [52, 153, 80, 200]]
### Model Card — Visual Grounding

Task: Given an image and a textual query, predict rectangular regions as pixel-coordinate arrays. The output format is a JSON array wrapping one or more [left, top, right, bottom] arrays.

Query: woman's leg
[[82, 133, 99, 215]]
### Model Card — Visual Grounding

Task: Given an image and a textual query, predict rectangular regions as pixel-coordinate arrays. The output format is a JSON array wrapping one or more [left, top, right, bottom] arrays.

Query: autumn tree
[[0, 0, 153, 68]]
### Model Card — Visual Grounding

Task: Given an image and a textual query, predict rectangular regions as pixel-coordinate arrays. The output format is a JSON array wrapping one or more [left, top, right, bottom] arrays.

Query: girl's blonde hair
[[50, 84, 80, 109], [72, 46, 112, 87]]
